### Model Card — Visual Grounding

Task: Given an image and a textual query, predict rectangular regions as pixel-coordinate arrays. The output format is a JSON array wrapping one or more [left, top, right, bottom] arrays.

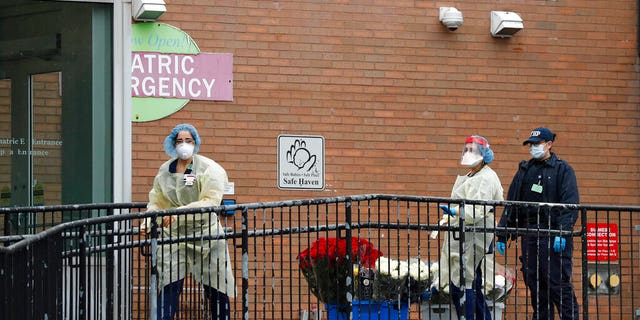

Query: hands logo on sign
[[286, 139, 317, 172]]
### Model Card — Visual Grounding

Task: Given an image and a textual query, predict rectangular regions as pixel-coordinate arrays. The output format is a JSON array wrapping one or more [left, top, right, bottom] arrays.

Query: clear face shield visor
[[460, 142, 484, 167]]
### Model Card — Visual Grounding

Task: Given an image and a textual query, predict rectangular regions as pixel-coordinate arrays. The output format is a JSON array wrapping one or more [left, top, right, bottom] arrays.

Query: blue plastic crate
[[326, 300, 409, 320]]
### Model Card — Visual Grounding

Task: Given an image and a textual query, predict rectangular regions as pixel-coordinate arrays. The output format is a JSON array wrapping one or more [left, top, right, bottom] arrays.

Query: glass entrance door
[[0, 67, 63, 209], [0, 1, 113, 231], [0, 79, 12, 208], [0, 72, 62, 234], [32, 72, 63, 206]]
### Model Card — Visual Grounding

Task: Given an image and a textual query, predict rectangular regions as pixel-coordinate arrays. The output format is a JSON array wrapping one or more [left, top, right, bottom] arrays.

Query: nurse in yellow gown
[[145, 123, 235, 320]]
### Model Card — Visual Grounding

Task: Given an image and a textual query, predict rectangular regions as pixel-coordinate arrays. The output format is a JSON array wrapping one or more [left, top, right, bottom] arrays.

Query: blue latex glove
[[439, 205, 457, 216], [420, 289, 432, 301], [421, 287, 438, 301], [496, 241, 506, 255], [553, 236, 566, 252]]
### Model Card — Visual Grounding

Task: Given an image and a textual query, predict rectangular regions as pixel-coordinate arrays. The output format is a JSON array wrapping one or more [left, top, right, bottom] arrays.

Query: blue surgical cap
[[466, 135, 494, 164], [163, 123, 201, 158]]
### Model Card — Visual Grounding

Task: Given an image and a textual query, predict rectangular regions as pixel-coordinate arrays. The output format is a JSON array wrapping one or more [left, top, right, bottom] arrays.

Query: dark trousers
[[521, 235, 579, 320], [158, 279, 230, 320], [450, 264, 492, 320]]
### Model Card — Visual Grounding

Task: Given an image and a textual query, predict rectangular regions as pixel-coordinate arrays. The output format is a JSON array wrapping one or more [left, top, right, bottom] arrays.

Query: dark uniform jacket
[[497, 152, 579, 242]]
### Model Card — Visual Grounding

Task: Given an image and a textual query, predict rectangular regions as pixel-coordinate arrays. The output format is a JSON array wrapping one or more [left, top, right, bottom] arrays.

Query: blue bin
[[326, 300, 409, 320]]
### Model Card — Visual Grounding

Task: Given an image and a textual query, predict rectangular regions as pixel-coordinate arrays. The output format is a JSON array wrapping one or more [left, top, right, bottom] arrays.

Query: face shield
[[460, 136, 493, 167]]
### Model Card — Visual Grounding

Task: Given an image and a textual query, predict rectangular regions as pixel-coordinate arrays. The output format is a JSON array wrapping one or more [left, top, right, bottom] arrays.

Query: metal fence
[[0, 194, 638, 320]]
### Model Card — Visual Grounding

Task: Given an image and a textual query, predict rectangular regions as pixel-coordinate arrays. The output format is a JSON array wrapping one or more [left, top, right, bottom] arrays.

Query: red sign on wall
[[586, 223, 618, 261]]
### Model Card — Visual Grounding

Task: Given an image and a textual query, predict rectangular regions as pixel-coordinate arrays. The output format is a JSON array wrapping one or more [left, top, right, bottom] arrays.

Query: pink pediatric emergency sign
[[131, 52, 233, 101]]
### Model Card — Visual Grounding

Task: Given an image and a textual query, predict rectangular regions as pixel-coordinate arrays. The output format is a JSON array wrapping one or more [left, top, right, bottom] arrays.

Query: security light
[[132, 0, 167, 22], [490, 11, 523, 38]]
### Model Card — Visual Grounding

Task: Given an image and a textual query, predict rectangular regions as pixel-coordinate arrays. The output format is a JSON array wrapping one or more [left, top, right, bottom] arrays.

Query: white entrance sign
[[278, 135, 324, 190]]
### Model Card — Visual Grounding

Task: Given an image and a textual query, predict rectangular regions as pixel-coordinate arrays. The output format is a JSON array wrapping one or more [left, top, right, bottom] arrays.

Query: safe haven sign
[[277, 135, 325, 190]]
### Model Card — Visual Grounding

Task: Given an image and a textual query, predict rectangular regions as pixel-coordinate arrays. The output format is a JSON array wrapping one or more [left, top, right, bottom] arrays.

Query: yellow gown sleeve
[[147, 173, 172, 211]]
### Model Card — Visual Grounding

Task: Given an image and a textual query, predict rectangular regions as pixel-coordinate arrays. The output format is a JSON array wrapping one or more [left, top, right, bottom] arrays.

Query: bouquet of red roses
[[297, 237, 383, 305]]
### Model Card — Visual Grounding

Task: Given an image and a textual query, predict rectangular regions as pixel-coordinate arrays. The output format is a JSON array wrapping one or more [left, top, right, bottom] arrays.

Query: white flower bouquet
[[372, 257, 432, 302]]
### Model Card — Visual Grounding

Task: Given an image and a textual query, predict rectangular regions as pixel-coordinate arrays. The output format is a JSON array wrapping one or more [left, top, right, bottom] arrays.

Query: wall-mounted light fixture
[[439, 7, 464, 32], [132, 0, 167, 22], [490, 11, 523, 38]]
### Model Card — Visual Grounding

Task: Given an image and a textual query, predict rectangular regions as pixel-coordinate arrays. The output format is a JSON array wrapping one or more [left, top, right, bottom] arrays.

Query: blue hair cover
[[163, 123, 201, 158]]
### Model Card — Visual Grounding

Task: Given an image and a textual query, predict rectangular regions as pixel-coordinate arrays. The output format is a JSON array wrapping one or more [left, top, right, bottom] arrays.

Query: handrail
[[2, 194, 635, 253]]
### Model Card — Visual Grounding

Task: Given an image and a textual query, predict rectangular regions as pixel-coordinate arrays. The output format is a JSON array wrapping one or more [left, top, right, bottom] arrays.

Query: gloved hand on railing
[[438, 205, 457, 216], [430, 205, 457, 239], [496, 241, 506, 255], [553, 236, 566, 253]]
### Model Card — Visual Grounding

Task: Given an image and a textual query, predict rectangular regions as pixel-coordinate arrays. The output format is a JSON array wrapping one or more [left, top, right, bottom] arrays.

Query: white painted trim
[[43, 0, 116, 3], [111, 3, 134, 319], [113, 0, 132, 204]]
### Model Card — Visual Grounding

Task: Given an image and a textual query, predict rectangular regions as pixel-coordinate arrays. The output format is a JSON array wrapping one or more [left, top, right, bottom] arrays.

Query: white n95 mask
[[175, 143, 195, 160], [460, 142, 484, 167], [460, 152, 483, 167]]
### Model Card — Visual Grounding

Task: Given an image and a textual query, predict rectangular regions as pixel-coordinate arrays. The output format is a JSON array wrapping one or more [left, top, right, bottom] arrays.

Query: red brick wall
[[132, 0, 639, 207], [131, 7, 639, 316]]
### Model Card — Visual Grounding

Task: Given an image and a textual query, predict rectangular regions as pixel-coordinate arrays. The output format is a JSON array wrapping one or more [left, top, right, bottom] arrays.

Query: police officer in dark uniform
[[495, 127, 580, 320]]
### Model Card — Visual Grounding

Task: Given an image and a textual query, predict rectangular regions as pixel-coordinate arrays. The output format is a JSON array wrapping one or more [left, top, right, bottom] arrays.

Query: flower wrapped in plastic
[[428, 259, 515, 304], [372, 257, 406, 302], [483, 262, 516, 302], [407, 258, 432, 301], [297, 237, 383, 305], [372, 257, 432, 302]]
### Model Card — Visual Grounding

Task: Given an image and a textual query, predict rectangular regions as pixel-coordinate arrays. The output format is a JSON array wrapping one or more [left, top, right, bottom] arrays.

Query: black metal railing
[[0, 195, 638, 320]]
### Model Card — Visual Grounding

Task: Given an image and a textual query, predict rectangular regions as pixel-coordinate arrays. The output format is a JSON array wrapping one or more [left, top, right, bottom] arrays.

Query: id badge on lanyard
[[183, 162, 196, 186], [531, 175, 543, 193], [184, 174, 196, 186]]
